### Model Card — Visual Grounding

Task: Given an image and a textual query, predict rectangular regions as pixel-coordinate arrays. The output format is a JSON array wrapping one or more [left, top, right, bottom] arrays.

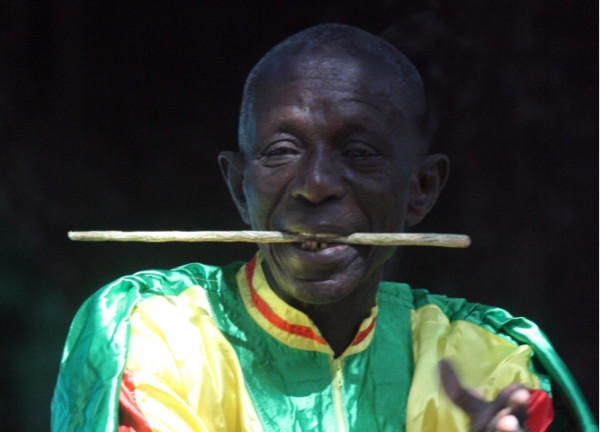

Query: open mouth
[[299, 240, 333, 252], [292, 232, 345, 253], [277, 232, 360, 272]]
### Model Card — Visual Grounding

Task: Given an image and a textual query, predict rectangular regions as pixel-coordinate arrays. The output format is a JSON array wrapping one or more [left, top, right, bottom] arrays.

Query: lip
[[288, 230, 352, 254], [283, 225, 356, 238], [270, 228, 361, 274], [294, 240, 348, 255], [281, 241, 358, 272]]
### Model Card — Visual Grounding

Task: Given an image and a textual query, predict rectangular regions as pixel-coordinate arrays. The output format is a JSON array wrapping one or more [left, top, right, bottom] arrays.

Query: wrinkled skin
[[220, 46, 525, 430], [220, 47, 448, 353], [238, 51, 423, 306]]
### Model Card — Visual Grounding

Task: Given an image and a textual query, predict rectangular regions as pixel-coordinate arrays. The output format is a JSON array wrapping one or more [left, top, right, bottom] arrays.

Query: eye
[[344, 149, 374, 159], [342, 142, 379, 160], [258, 140, 302, 166], [263, 145, 299, 157]]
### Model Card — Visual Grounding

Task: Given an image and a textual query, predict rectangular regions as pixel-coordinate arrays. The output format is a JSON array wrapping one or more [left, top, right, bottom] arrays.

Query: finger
[[486, 383, 527, 415], [507, 387, 529, 425], [439, 359, 488, 417], [473, 407, 512, 432], [495, 414, 521, 432], [482, 386, 529, 432]]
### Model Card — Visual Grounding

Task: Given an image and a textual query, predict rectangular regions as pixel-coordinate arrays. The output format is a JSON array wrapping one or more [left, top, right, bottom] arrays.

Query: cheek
[[243, 167, 289, 229], [357, 173, 412, 230]]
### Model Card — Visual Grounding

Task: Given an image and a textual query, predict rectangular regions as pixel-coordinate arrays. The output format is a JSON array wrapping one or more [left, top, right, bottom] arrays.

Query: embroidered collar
[[237, 253, 377, 356]]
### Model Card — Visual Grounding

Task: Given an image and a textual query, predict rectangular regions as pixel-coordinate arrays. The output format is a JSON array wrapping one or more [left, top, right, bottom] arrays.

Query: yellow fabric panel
[[407, 303, 541, 432], [126, 285, 263, 432]]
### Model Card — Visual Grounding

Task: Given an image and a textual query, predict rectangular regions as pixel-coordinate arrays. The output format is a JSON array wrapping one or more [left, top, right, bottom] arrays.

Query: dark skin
[[221, 47, 445, 354], [440, 360, 530, 432], [219, 46, 529, 431]]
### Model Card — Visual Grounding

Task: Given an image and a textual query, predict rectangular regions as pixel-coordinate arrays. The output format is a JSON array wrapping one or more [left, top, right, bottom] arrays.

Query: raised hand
[[439, 359, 530, 432]]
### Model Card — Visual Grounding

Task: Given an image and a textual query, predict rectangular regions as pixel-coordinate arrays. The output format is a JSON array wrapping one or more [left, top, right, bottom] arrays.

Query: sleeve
[[51, 276, 146, 432], [121, 286, 262, 432], [408, 302, 554, 432], [411, 289, 598, 432]]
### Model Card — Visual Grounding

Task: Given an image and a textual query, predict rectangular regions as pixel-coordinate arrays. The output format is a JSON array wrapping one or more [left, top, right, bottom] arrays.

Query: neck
[[303, 293, 376, 357], [264, 267, 381, 358]]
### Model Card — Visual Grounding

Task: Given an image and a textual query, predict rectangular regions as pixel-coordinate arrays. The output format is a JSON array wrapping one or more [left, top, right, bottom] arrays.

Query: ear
[[406, 154, 450, 227], [218, 151, 250, 225]]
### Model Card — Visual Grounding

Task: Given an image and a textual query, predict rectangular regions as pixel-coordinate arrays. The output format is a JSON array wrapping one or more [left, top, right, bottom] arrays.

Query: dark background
[[2, 1, 597, 430]]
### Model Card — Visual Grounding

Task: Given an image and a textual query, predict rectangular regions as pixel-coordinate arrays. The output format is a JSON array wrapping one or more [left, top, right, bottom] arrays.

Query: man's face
[[239, 49, 421, 307]]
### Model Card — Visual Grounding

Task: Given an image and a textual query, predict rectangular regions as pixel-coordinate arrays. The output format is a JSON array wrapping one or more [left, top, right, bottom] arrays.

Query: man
[[52, 24, 595, 431]]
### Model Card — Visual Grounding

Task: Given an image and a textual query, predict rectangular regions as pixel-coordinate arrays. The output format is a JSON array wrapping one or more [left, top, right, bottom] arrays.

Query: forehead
[[241, 46, 424, 157], [254, 48, 402, 112]]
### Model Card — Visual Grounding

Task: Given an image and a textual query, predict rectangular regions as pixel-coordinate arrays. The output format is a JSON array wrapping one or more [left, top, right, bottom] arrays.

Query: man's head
[[238, 23, 430, 155], [219, 24, 448, 310]]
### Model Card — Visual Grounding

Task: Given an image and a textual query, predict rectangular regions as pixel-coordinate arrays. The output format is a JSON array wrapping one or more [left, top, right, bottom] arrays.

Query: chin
[[270, 261, 371, 308], [261, 243, 384, 308], [289, 277, 360, 306]]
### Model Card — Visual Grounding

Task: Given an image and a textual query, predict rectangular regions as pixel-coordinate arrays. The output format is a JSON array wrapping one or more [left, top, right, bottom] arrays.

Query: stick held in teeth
[[67, 231, 471, 248]]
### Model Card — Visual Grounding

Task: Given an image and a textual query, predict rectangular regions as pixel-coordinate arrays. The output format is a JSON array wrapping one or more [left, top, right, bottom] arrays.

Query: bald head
[[238, 23, 428, 153]]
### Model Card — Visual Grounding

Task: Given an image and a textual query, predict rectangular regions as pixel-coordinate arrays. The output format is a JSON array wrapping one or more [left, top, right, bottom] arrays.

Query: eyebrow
[[342, 97, 386, 114], [341, 89, 407, 116]]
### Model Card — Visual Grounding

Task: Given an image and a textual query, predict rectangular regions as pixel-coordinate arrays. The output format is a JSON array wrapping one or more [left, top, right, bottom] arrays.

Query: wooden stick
[[68, 231, 471, 248]]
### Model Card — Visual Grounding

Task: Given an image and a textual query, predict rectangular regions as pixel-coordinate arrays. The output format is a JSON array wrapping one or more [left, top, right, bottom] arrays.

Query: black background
[[2, 1, 597, 430]]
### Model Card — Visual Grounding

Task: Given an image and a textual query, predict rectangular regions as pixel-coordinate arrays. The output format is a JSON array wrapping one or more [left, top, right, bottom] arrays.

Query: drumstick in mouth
[[68, 231, 471, 248]]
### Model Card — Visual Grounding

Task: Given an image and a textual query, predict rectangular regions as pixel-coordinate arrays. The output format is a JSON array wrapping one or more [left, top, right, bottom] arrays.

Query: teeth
[[300, 241, 329, 251]]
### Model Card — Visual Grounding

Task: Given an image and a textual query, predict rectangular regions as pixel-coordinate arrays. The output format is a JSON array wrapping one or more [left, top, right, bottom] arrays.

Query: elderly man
[[52, 24, 595, 432]]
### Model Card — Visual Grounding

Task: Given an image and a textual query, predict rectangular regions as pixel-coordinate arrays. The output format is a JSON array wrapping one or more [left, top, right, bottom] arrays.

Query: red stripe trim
[[118, 370, 153, 432], [526, 389, 554, 432], [352, 315, 376, 345], [245, 256, 326, 345]]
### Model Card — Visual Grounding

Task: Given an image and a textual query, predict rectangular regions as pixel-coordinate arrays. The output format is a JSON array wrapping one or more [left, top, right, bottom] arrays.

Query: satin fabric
[[124, 254, 550, 431], [125, 254, 414, 431], [231, 255, 414, 431], [51, 262, 243, 431], [52, 254, 597, 431], [125, 285, 262, 431], [119, 370, 153, 432], [411, 289, 598, 431], [408, 303, 543, 431]]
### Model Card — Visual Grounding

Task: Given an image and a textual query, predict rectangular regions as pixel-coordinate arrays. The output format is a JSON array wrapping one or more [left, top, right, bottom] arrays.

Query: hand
[[439, 359, 530, 432]]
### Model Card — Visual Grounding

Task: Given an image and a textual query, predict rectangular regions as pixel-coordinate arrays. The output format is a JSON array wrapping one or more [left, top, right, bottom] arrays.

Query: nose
[[290, 148, 346, 203]]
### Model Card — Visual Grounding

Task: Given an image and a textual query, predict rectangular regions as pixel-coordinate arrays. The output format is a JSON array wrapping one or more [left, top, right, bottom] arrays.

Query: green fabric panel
[[205, 268, 338, 431], [207, 272, 416, 432], [345, 282, 415, 431], [411, 288, 598, 431], [51, 262, 231, 432]]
